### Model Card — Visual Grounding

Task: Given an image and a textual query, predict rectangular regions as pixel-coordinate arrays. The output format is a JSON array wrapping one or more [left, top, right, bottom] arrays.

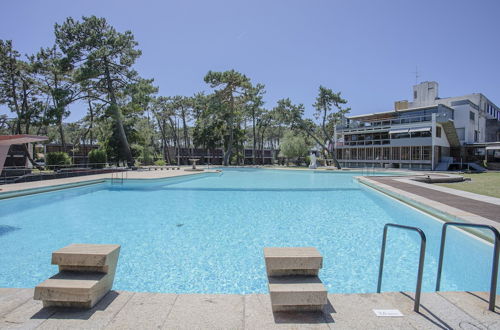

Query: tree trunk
[[58, 119, 66, 149], [252, 112, 257, 165], [300, 123, 342, 169], [22, 144, 43, 170], [167, 117, 180, 165], [104, 62, 134, 166], [88, 99, 94, 148], [180, 108, 191, 157]]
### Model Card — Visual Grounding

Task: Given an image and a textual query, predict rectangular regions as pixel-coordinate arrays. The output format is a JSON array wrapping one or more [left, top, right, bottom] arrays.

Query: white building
[[335, 82, 500, 170]]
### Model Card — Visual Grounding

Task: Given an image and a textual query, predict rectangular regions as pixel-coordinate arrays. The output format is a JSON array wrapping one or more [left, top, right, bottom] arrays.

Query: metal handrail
[[435, 222, 500, 312], [377, 223, 427, 312]]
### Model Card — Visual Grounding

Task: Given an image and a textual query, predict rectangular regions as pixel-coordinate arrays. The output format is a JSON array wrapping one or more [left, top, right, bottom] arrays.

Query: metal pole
[[377, 223, 426, 312], [435, 222, 499, 312], [377, 226, 388, 293]]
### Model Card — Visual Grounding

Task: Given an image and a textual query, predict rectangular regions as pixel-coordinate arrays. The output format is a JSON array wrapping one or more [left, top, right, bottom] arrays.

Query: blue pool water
[[0, 169, 497, 294]]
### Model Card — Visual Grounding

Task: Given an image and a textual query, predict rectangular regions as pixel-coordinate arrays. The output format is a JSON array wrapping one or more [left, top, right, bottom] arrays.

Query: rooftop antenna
[[413, 66, 420, 84]]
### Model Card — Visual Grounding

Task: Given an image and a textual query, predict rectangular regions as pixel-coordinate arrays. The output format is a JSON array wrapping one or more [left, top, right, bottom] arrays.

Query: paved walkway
[[0, 289, 498, 329], [0, 168, 214, 196], [360, 175, 500, 232], [369, 177, 500, 223]]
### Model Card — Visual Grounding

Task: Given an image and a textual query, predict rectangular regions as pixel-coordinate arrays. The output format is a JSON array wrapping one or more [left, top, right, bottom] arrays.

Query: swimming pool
[[0, 169, 497, 294]]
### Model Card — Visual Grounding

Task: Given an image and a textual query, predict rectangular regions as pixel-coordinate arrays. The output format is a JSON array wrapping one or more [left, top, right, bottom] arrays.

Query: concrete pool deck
[[0, 168, 214, 197], [0, 289, 498, 329], [359, 175, 500, 231]]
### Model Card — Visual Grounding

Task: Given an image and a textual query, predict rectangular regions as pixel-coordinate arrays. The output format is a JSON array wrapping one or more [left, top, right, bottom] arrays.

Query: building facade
[[335, 82, 500, 170]]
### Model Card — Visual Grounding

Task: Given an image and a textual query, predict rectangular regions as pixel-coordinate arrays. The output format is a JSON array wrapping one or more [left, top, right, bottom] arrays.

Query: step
[[52, 244, 120, 273], [34, 244, 121, 309], [268, 276, 328, 312], [264, 247, 323, 276], [34, 271, 110, 308]]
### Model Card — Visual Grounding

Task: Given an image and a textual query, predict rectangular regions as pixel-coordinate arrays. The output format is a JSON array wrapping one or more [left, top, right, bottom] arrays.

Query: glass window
[[366, 148, 373, 160], [392, 147, 400, 160], [470, 111, 475, 121], [401, 147, 410, 160], [383, 147, 390, 160], [435, 127, 441, 138], [358, 148, 365, 160], [422, 146, 431, 160], [412, 146, 421, 160], [393, 132, 410, 139]]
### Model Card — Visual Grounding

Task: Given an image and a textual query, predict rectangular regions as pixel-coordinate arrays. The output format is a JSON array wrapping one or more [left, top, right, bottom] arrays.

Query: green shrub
[[46, 152, 71, 168], [88, 149, 107, 168], [154, 159, 166, 166]]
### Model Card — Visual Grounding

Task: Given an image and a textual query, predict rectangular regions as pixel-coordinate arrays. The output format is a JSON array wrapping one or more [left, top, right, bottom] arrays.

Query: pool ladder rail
[[377, 223, 426, 313], [435, 222, 499, 312], [110, 170, 128, 184], [377, 222, 499, 313]]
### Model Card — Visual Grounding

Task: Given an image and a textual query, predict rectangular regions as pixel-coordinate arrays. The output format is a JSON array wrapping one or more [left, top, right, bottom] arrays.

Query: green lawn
[[437, 172, 500, 198]]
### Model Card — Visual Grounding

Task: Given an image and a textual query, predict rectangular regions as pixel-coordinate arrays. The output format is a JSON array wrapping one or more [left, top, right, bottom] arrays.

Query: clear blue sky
[[1, 0, 499, 122]]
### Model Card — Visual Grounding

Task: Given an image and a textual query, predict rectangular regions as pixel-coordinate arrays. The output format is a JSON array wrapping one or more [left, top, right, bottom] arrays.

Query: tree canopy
[[0, 17, 350, 168]]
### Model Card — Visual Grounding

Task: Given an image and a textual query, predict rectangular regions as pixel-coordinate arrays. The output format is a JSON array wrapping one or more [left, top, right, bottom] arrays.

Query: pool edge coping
[[357, 176, 499, 243], [0, 170, 220, 199]]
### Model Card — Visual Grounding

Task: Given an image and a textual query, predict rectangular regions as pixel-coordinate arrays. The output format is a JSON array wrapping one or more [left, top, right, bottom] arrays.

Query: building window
[[391, 147, 400, 160], [470, 111, 475, 121], [358, 148, 365, 160], [374, 148, 382, 160], [383, 147, 390, 160], [474, 130, 479, 142], [422, 146, 431, 160], [435, 126, 441, 138], [366, 148, 373, 160], [414, 91, 417, 99], [412, 146, 421, 160], [401, 147, 410, 160]]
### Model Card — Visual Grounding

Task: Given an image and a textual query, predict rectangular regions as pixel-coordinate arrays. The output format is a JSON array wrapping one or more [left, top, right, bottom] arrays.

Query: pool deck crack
[[159, 294, 178, 329]]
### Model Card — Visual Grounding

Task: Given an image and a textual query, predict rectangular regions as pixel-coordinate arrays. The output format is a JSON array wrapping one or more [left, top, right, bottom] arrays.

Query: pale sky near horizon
[[0, 0, 499, 122]]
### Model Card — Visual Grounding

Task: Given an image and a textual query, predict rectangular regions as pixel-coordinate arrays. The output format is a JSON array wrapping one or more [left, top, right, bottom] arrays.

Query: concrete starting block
[[34, 244, 120, 309], [264, 247, 327, 312]]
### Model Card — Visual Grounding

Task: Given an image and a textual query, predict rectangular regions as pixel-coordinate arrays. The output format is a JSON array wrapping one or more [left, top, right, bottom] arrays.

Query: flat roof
[[347, 104, 453, 120], [0, 134, 48, 145]]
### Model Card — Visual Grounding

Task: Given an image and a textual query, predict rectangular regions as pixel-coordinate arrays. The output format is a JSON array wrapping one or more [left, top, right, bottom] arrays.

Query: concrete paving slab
[[324, 291, 479, 330], [106, 292, 177, 330], [244, 294, 331, 329], [0, 289, 21, 300], [37, 290, 134, 330], [0, 295, 56, 330], [438, 291, 500, 329], [163, 294, 244, 329], [0, 289, 32, 319], [403, 291, 486, 330], [0, 289, 498, 329]]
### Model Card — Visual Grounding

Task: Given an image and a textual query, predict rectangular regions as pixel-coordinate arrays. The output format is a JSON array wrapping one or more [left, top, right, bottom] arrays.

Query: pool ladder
[[377, 222, 499, 312], [110, 171, 127, 184]]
